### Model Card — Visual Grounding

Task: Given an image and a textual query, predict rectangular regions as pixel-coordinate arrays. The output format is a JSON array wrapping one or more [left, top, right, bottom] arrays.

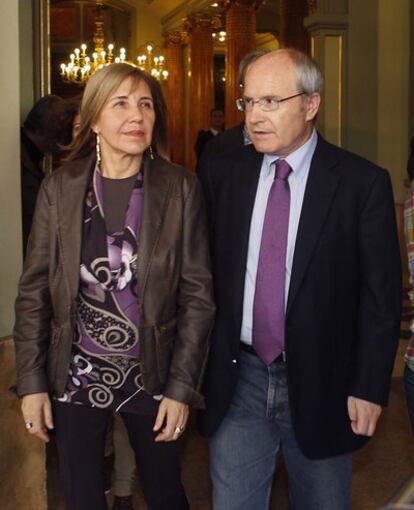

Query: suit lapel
[[286, 137, 341, 314], [136, 156, 172, 305], [58, 154, 94, 302], [231, 145, 263, 320]]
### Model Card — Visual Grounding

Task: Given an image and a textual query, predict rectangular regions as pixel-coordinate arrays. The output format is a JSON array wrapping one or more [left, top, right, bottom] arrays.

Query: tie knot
[[275, 159, 291, 181]]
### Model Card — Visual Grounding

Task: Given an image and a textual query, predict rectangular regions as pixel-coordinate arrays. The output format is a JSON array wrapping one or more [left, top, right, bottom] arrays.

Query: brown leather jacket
[[14, 154, 215, 407]]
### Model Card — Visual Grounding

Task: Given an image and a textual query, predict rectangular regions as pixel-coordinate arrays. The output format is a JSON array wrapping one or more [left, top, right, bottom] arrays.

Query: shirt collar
[[262, 128, 318, 179]]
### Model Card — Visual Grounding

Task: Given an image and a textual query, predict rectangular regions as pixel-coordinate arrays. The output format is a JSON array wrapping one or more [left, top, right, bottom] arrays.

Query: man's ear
[[305, 93, 321, 122]]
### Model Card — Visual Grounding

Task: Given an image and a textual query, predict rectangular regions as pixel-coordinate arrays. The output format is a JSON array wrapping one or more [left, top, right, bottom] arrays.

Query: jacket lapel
[[136, 156, 172, 305], [231, 145, 263, 320], [58, 154, 95, 303], [286, 136, 341, 314]]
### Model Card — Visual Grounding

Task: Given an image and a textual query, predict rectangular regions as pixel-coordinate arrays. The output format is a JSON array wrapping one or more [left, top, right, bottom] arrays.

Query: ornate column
[[220, 0, 264, 129], [279, 0, 310, 54], [185, 12, 221, 171], [304, 0, 348, 147], [164, 30, 186, 166]]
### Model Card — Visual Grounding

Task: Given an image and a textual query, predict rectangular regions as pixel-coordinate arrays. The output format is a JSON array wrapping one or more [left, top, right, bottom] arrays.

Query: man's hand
[[347, 396, 381, 436], [21, 392, 54, 442], [153, 397, 189, 442]]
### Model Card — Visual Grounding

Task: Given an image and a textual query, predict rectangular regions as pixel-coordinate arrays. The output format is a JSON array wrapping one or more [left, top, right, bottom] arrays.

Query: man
[[198, 49, 401, 509], [21, 94, 72, 256], [194, 108, 225, 168]]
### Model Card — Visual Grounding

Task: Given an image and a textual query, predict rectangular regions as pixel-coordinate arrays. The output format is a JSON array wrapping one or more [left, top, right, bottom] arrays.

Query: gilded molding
[[164, 30, 188, 46], [219, 0, 266, 11], [184, 12, 221, 32]]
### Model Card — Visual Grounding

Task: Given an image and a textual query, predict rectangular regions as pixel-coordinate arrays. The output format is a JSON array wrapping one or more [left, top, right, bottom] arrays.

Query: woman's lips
[[125, 130, 145, 137]]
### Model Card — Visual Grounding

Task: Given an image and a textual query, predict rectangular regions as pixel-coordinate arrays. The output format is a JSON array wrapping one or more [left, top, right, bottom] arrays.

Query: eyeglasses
[[236, 92, 305, 112]]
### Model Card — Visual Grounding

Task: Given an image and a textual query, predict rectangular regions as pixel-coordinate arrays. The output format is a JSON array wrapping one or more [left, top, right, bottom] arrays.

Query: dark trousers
[[53, 401, 190, 510]]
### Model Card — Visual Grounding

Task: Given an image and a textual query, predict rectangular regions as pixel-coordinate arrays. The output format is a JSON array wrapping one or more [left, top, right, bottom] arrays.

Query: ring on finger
[[174, 426, 185, 435], [25, 421, 33, 430]]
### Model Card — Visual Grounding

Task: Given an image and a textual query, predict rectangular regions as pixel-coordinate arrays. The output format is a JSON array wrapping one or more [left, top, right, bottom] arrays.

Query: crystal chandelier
[[60, 1, 127, 85], [136, 43, 169, 81]]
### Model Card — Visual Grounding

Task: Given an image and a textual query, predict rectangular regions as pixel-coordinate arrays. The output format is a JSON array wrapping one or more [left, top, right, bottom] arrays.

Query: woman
[[14, 63, 215, 510]]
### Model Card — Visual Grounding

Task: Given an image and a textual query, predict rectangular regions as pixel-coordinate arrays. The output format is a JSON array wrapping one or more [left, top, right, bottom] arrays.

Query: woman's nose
[[129, 105, 144, 122]]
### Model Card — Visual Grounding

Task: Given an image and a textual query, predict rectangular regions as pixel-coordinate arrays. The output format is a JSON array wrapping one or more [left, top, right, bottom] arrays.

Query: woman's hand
[[153, 397, 189, 442], [21, 392, 54, 443]]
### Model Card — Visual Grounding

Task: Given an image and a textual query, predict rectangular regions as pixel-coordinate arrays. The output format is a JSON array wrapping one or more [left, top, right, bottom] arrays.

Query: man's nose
[[247, 103, 265, 123]]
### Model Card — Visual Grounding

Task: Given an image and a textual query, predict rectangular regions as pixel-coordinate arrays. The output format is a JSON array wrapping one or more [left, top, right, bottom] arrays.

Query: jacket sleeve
[[14, 179, 53, 397], [163, 176, 216, 407], [349, 169, 402, 405]]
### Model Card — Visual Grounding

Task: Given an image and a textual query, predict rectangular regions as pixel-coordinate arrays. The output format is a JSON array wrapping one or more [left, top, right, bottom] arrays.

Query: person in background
[[404, 140, 414, 435], [198, 48, 401, 510], [67, 97, 82, 140], [14, 62, 215, 510], [407, 136, 414, 182], [20, 94, 72, 256], [194, 108, 224, 169]]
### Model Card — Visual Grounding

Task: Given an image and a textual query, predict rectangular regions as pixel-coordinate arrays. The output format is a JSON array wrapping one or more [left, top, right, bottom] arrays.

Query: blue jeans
[[404, 364, 414, 435], [210, 350, 352, 510]]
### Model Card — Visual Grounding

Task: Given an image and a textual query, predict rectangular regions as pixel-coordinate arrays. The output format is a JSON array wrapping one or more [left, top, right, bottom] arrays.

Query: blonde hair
[[66, 63, 168, 161]]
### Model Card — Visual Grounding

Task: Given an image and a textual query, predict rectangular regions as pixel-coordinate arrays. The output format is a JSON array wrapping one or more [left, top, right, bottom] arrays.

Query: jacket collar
[[286, 135, 341, 313]]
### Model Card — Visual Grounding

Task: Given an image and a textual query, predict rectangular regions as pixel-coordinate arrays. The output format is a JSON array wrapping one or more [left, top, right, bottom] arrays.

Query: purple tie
[[252, 159, 292, 365]]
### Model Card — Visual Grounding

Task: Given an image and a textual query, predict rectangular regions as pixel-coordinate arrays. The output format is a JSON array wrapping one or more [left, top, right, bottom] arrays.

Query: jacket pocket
[[153, 317, 177, 383]]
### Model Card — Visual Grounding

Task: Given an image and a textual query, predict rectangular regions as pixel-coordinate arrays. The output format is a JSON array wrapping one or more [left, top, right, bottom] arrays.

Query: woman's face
[[93, 76, 155, 161]]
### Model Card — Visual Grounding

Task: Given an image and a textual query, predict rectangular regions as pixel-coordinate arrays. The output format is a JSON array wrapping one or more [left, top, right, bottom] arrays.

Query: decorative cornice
[[219, 0, 266, 11], [164, 30, 188, 46], [184, 12, 221, 32], [304, 13, 348, 31], [161, 0, 220, 32]]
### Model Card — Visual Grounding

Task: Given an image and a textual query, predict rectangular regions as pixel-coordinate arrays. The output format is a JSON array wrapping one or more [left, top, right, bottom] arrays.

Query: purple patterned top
[[58, 164, 160, 414]]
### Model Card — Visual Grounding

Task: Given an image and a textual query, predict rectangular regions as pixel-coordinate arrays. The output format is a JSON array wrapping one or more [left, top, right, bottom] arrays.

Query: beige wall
[[19, 0, 34, 121], [134, 4, 163, 51], [377, 0, 410, 204], [0, 5, 47, 510], [347, 0, 378, 163], [0, 0, 23, 338]]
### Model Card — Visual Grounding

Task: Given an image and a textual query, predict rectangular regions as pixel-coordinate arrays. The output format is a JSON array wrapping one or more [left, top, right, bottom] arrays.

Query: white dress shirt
[[240, 129, 318, 344]]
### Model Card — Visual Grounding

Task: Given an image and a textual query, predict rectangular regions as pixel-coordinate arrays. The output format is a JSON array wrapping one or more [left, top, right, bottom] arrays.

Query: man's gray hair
[[282, 48, 323, 95], [238, 49, 270, 89]]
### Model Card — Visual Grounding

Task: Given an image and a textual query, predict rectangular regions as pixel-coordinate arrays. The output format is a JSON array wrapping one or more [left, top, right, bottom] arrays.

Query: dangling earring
[[149, 145, 154, 160], [96, 132, 101, 163]]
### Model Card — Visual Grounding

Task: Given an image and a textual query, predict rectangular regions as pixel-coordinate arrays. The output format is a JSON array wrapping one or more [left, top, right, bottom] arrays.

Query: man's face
[[244, 54, 320, 157], [210, 110, 224, 130]]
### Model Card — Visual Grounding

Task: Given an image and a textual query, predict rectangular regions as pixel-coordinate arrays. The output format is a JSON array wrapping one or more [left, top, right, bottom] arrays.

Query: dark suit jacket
[[195, 129, 215, 161], [198, 134, 402, 459], [202, 122, 246, 159]]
